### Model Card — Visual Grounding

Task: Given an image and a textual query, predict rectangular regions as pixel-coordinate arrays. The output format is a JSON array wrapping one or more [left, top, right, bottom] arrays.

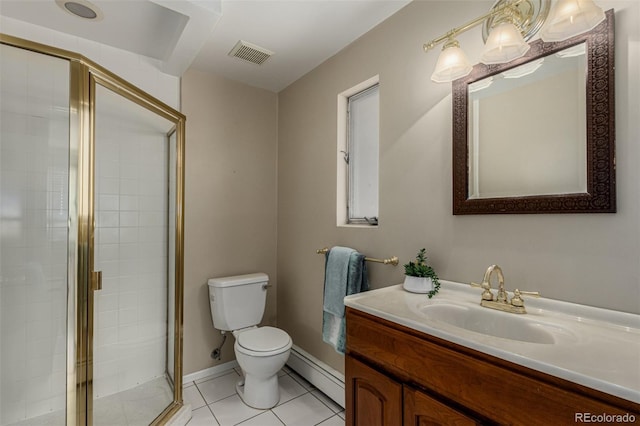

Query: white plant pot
[[403, 276, 434, 294]]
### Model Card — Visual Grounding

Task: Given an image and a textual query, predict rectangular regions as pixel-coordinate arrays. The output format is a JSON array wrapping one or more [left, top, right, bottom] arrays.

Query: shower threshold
[[6, 377, 173, 426]]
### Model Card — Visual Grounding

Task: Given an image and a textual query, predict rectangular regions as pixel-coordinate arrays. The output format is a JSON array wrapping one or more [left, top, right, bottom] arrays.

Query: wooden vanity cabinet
[[346, 356, 479, 426], [345, 355, 402, 425], [345, 307, 640, 426], [404, 386, 478, 426]]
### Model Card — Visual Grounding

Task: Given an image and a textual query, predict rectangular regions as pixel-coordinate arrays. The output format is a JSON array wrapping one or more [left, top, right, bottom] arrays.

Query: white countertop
[[344, 280, 640, 404]]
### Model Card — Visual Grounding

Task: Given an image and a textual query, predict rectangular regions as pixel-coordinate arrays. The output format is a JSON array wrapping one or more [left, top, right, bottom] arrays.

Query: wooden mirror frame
[[452, 9, 615, 215]]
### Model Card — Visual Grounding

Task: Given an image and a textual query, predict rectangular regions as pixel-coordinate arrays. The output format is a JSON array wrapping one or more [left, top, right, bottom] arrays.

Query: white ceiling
[[191, 0, 412, 91], [0, 0, 411, 92]]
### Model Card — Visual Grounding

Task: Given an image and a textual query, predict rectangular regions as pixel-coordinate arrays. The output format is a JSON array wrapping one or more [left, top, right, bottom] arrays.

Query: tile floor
[[184, 366, 345, 426]]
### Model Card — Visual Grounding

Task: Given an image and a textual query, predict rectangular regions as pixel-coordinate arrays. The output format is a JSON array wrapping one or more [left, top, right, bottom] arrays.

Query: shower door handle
[[92, 270, 103, 291]]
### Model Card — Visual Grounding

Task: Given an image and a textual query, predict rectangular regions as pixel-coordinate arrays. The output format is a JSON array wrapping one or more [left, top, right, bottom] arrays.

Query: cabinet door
[[346, 355, 402, 426], [404, 386, 478, 426]]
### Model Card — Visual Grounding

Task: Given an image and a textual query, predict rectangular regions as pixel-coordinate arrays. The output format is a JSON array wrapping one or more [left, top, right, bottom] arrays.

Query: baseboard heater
[[286, 344, 345, 408]]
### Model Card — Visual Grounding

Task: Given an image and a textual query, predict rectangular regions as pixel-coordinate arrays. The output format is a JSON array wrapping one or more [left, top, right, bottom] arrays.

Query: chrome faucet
[[471, 265, 540, 314]]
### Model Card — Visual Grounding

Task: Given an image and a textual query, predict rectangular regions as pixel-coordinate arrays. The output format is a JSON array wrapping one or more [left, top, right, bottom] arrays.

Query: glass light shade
[[501, 58, 544, 79], [430, 43, 473, 83], [540, 0, 605, 42], [480, 22, 531, 65]]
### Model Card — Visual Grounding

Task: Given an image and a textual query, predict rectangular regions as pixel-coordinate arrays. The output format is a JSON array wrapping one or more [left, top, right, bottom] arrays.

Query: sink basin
[[419, 302, 569, 344], [344, 281, 640, 403]]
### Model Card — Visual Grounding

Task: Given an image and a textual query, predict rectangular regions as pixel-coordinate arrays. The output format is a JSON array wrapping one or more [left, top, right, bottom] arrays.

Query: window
[[337, 80, 379, 226]]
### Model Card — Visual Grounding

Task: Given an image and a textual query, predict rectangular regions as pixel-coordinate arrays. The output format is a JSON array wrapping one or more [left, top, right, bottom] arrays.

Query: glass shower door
[[0, 44, 72, 426], [1, 35, 185, 426], [91, 81, 177, 426]]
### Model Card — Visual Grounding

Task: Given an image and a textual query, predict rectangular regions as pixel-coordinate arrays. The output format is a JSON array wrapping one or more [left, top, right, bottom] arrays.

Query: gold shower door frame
[[0, 34, 186, 426]]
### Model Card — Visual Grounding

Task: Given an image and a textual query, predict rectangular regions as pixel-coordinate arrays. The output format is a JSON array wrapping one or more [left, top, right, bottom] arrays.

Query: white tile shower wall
[[93, 110, 169, 398], [0, 45, 70, 425], [0, 16, 180, 110]]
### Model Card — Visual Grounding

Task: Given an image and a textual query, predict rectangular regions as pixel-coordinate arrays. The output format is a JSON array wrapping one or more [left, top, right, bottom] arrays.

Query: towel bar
[[316, 247, 398, 266]]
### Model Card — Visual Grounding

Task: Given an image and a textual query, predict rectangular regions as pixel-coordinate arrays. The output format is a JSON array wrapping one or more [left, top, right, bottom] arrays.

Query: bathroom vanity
[[344, 282, 640, 425]]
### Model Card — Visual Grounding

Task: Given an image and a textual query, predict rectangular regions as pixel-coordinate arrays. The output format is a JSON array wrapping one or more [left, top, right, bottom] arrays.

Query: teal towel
[[323, 246, 355, 317], [322, 248, 369, 354]]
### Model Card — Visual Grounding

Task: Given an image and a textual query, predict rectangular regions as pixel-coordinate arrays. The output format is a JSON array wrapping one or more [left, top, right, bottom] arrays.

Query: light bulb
[[540, 0, 605, 42], [430, 39, 473, 83], [480, 22, 530, 65]]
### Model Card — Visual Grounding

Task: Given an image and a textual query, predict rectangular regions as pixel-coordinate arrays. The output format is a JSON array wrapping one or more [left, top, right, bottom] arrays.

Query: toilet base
[[235, 374, 280, 409]]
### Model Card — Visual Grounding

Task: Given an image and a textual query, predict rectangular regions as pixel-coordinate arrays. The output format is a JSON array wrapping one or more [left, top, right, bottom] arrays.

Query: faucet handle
[[510, 289, 540, 307], [470, 281, 494, 301]]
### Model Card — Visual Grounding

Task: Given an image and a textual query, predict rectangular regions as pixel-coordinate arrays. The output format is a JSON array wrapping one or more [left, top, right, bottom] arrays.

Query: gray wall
[[180, 1, 639, 377], [276, 0, 640, 374], [182, 69, 278, 375]]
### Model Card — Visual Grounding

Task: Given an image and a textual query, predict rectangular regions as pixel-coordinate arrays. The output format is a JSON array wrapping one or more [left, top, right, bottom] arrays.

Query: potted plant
[[403, 248, 440, 298]]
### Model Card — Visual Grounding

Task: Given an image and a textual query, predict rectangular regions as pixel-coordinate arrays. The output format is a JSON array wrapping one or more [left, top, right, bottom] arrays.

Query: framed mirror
[[452, 9, 615, 215]]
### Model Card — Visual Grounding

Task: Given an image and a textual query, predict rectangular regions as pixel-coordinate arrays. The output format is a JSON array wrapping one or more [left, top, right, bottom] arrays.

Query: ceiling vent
[[228, 40, 274, 65]]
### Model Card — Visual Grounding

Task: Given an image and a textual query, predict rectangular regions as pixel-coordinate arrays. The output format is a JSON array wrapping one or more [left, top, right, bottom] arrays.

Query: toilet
[[207, 273, 292, 409]]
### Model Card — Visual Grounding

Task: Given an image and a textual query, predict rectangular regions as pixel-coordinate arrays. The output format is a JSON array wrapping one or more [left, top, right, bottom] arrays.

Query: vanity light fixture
[[480, 21, 530, 64], [424, 0, 605, 83], [540, 0, 606, 41], [431, 38, 473, 83]]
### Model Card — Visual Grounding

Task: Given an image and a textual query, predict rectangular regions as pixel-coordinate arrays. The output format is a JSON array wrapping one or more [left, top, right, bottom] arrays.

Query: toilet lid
[[237, 326, 291, 352]]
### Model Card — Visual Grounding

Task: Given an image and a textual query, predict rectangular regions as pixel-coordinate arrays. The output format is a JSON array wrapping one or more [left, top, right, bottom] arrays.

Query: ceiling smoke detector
[[228, 40, 274, 65], [56, 0, 103, 20]]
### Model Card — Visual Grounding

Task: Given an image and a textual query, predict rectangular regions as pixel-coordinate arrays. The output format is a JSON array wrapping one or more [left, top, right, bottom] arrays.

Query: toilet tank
[[207, 273, 268, 331]]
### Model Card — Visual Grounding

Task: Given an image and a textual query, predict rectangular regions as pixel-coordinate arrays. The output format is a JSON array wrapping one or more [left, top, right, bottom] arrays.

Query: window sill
[[337, 223, 379, 229]]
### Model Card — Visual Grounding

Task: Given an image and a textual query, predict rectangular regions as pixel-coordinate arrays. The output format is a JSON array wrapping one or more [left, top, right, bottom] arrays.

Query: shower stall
[[0, 35, 185, 426]]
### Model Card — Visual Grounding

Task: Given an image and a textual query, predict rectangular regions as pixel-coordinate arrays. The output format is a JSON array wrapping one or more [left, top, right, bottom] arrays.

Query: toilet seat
[[235, 326, 292, 357]]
